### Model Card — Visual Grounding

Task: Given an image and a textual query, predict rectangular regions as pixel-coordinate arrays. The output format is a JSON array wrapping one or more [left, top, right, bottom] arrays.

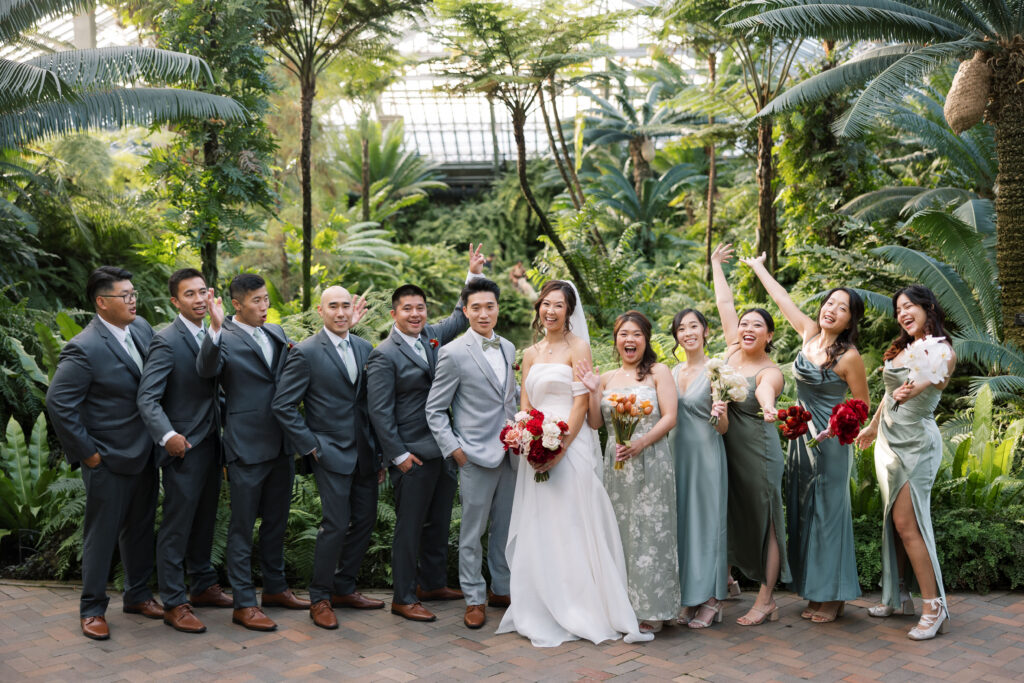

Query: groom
[[425, 278, 517, 629]]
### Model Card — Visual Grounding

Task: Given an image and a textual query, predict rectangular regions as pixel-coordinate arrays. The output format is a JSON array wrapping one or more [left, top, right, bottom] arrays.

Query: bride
[[496, 280, 653, 647]]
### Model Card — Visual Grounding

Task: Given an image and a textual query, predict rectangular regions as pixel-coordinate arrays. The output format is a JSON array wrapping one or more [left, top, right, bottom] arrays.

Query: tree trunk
[[511, 107, 597, 309], [201, 126, 219, 290], [299, 73, 316, 310], [704, 51, 717, 282], [756, 115, 777, 274], [628, 136, 652, 196], [361, 135, 371, 223], [538, 87, 580, 210], [992, 56, 1024, 348], [548, 78, 585, 205]]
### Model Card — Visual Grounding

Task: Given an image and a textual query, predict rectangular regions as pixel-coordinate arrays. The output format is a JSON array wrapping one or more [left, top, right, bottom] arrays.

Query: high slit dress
[[722, 372, 791, 586], [875, 361, 946, 609]]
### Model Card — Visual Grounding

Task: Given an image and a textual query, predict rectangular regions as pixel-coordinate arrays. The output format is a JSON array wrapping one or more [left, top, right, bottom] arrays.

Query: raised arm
[[711, 243, 740, 347], [740, 251, 817, 340], [575, 357, 605, 429]]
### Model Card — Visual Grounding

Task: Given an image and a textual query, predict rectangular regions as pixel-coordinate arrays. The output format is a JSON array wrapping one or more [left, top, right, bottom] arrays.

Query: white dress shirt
[[468, 328, 506, 388], [159, 315, 207, 447]]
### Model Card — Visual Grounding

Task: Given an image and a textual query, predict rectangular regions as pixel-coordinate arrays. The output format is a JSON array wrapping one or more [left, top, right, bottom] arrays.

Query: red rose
[[557, 421, 569, 433], [429, 338, 439, 348], [786, 417, 799, 429], [801, 410, 812, 422]]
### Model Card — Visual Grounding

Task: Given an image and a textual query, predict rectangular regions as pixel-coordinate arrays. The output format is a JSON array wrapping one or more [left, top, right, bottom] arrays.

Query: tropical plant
[[262, 0, 430, 310], [730, 0, 1024, 346], [0, 415, 65, 556]]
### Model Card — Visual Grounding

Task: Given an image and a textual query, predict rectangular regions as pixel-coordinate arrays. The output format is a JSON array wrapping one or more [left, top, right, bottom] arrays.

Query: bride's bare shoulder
[[568, 335, 592, 359], [523, 344, 540, 362]]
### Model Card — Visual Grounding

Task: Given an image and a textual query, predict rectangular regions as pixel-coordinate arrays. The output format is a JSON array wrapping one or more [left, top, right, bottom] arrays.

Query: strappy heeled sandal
[[688, 600, 723, 629], [736, 602, 778, 626]]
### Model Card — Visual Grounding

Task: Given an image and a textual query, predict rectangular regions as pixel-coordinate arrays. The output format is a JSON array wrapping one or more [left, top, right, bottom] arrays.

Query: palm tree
[[262, 0, 430, 310], [1, 1, 244, 150], [730, 0, 1024, 345]]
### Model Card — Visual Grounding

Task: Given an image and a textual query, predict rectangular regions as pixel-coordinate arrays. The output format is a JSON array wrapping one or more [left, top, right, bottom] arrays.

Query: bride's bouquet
[[705, 357, 748, 425], [606, 393, 653, 470], [894, 335, 952, 412], [500, 409, 569, 482]]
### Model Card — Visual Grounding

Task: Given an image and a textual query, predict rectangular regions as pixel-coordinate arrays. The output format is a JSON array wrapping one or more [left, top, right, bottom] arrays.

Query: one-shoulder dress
[[874, 361, 946, 609], [786, 351, 861, 602], [721, 372, 791, 586], [672, 366, 728, 606]]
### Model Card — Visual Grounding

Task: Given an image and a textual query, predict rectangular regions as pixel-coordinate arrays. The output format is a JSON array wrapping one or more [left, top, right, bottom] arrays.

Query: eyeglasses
[[99, 292, 139, 303]]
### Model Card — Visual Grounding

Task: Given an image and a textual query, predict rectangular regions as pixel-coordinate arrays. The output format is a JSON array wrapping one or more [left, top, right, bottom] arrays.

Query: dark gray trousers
[[308, 463, 379, 603], [80, 459, 158, 617], [156, 438, 221, 608], [389, 457, 458, 604], [225, 455, 293, 608]]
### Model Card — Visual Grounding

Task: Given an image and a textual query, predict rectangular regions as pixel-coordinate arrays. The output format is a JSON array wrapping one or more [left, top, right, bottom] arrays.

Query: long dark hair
[[614, 311, 657, 381], [735, 307, 776, 353], [818, 287, 864, 372], [883, 284, 948, 361], [531, 280, 577, 339], [670, 308, 709, 353]]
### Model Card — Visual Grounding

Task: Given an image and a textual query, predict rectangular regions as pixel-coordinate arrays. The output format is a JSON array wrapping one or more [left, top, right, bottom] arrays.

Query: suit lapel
[[263, 324, 287, 373], [500, 337, 515, 393], [394, 329, 430, 373], [467, 335, 503, 396], [352, 335, 368, 390], [93, 317, 141, 379], [319, 330, 354, 387], [173, 316, 200, 356], [227, 320, 273, 377]]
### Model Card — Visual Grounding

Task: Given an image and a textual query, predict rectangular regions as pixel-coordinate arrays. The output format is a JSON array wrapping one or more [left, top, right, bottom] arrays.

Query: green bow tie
[[481, 337, 500, 351]]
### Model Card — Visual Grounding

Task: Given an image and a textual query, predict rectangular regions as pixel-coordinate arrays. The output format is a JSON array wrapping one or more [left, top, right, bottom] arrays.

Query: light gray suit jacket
[[425, 332, 517, 468], [46, 315, 155, 474]]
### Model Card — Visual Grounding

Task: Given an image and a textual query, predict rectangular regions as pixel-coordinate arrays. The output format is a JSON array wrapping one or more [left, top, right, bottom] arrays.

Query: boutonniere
[[429, 338, 439, 349], [287, 342, 295, 350]]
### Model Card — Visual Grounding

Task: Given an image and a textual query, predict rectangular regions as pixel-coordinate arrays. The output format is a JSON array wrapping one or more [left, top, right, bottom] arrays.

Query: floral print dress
[[601, 385, 681, 622]]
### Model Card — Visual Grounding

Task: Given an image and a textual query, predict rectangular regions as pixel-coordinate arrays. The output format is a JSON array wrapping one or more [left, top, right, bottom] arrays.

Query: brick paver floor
[[1, 582, 1022, 681]]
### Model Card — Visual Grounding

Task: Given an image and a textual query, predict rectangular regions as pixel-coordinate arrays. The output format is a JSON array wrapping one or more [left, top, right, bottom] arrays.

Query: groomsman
[[367, 245, 485, 622], [46, 266, 162, 640], [426, 278, 517, 629], [137, 268, 233, 634], [273, 286, 386, 630], [196, 273, 309, 632]]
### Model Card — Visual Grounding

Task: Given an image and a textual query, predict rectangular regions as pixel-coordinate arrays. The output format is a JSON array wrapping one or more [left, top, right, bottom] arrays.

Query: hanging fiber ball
[[945, 50, 992, 134]]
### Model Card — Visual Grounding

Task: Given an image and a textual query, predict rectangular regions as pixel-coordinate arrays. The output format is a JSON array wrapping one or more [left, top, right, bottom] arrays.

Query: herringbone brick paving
[[1, 582, 1021, 681]]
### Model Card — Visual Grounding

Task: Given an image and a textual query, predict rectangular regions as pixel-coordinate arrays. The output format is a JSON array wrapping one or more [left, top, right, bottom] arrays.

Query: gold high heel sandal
[[811, 602, 845, 623], [736, 602, 778, 626]]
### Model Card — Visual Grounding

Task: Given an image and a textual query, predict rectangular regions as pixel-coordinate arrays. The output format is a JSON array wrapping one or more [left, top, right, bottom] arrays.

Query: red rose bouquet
[[806, 399, 870, 448], [776, 405, 812, 440], [499, 409, 569, 482]]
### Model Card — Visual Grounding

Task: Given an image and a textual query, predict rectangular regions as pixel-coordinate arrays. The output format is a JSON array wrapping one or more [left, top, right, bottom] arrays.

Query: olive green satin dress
[[786, 352, 862, 602], [722, 373, 791, 586], [672, 366, 728, 606], [875, 362, 946, 609]]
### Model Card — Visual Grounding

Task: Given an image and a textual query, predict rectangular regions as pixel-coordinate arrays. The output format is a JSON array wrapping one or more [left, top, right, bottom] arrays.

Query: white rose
[[541, 435, 561, 450], [514, 411, 529, 423], [542, 422, 562, 439]]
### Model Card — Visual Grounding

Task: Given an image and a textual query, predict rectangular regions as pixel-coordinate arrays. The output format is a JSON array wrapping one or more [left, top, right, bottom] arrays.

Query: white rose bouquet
[[895, 335, 951, 412], [705, 356, 749, 425]]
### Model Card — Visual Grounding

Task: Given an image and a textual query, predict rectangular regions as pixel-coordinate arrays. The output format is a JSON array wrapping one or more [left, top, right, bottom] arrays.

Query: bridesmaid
[[670, 309, 730, 629], [855, 285, 955, 641], [710, 243, 790, 626], [578, 311, 680, 633], [741, 253, 868, 623]]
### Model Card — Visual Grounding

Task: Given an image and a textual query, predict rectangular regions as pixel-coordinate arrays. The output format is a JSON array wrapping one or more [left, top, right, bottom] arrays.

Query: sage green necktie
[[413, 338, 428, 363], [196, 327, 206, 345], [338, 339, 357, 383], [124, 328, 143, 371], [253, 327, 273, 366]]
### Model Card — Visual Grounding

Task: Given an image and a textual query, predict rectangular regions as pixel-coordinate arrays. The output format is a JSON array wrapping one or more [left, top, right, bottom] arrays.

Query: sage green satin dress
[[722, 373, 791, 586], [786, 352, 862, 602], [601, 385, 681, 622], [672, 366, 728, 606], [875, 362, 946, 609]]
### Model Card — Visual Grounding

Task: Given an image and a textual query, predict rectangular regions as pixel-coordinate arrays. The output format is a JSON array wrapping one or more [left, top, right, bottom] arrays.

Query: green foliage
[[0, 415, 65, 555], [932, 506, 1024, 592]]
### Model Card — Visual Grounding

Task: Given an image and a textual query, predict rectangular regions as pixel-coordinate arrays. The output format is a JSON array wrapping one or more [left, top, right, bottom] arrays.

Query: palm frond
[[901, 187, 975, 214], [0, 58, 65, 108], [26, 47, 215, 89], [839, 185, 924, 221], [0, 87, 245, 150], [0, 0, 93, 44], [808, 286, 893, 315], [871, 244, 985, 334], [954, 329, 1024, 377]]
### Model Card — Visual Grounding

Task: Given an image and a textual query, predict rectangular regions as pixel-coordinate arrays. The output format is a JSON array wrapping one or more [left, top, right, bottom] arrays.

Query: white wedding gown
[[496, 363, 653, 647]]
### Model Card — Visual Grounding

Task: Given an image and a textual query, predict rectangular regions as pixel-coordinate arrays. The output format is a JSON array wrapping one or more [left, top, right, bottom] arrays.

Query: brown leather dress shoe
[[464, 604, 486, 629], [261, 589, 311, 610], [487, 591, 511, 608], [191, 583, 233, 608], [232, 606, 277, 631], [163, 603, 206, 633], [416, 586, 463, 601], [331, 592, 385, 610], [124, 598, 164, 619], [310, 600, 339, 630], [391, 602, 437, 622], [81, 616, 109, 640]]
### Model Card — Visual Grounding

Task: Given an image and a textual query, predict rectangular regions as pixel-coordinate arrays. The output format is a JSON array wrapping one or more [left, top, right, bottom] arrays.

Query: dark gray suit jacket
[[366, 307, 468, 463], [272, 329, 379, 476], [46, 315, 155, 474], [137, 317, 219, 468], [195, 318, 290, 465]]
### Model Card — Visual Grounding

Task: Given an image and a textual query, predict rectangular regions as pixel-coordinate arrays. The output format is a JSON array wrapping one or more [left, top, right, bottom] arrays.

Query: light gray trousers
[[458, 455, 516, 605]]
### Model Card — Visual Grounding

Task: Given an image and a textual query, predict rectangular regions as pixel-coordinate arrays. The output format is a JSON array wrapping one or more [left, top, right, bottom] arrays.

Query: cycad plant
[[730, 0, 1024, 346]]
